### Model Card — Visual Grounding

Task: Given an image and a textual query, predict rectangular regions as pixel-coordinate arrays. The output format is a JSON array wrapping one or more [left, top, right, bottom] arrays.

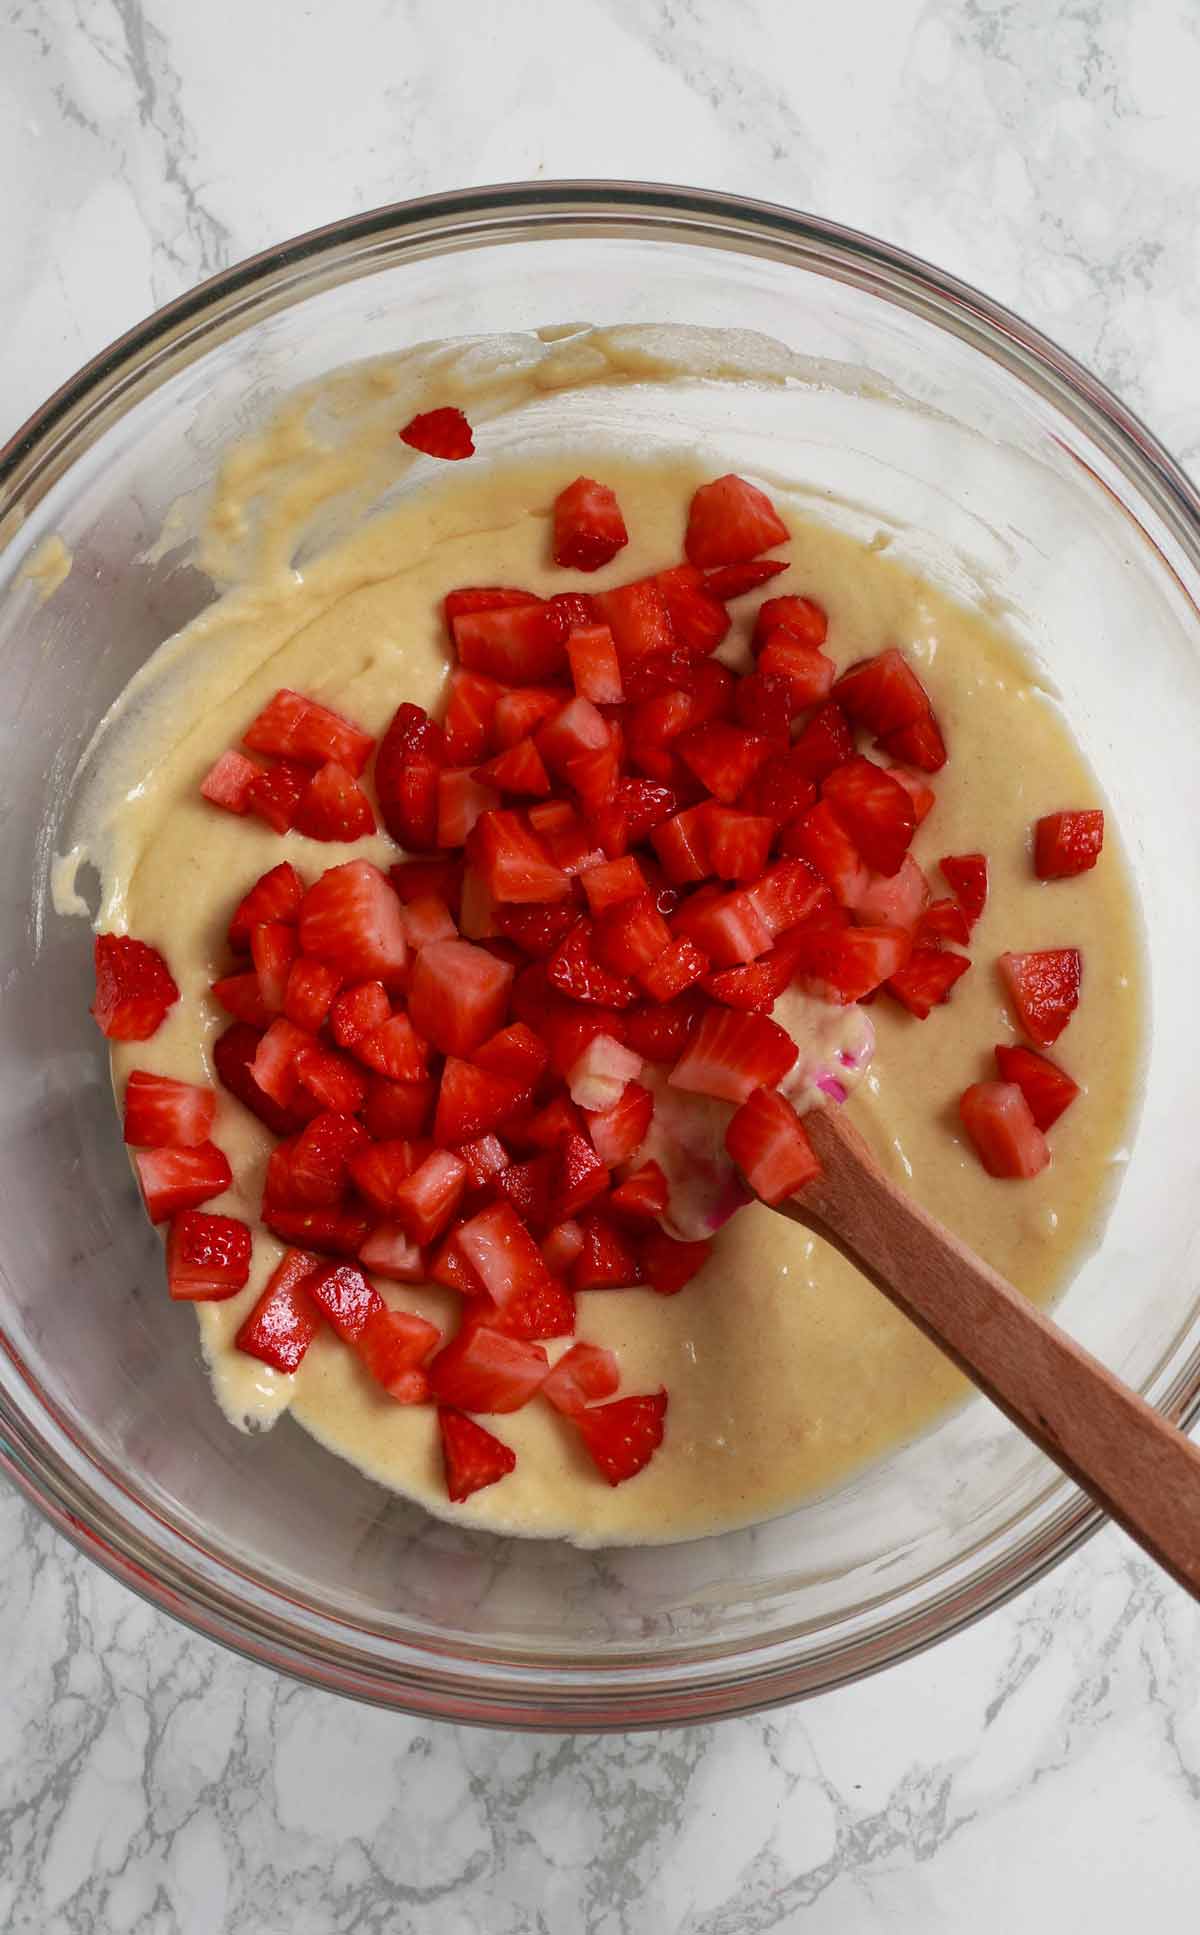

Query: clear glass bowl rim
[[2, 178, 1199, 1731]]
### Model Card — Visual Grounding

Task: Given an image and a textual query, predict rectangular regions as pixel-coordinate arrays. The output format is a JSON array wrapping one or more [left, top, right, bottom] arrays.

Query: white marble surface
[[3, 0, 1200, 1927]]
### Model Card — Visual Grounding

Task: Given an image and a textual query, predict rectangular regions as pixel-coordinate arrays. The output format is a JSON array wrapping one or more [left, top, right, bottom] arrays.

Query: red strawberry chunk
[[399, 405, 474, 460], [594, 895, 672, 976], [444, 586, 540, 623], [702, 806, 774, 882], [615, 777, 683, 842], [701, 929, 811, 1013], [166, 1210, 252, 1300], [390, 857, 465, 913], [358, 1223, 427, 1283], [362, 1074, 434, 1140], [994, 1044, 1080, 1130], [474, 1020, 550, 1086], [374, 702, 445, 851], [299, 860, 408, 986], [293, 760, 375, 842], [135, 1142, 232, 1223], [245, 758, 308, 834], [251, 1016, 312, 1104], [443, 669, 500, 765], [677, 722, 772, 803], [757, 633, 836, 708], [886, 948, 971, 1018], [438, 1408, 517, 1501], [575, 1391, 667, 1484], [674, 886, 773, 967], [428, 1226, 486, 1294], [283, 957, 342, 1032], [854, 854, 931, 932], [879, 710, 946, 773], [999, 948, 1082, 1047], [669, 1007, 797, 1104], [456, 1134, 508, 1192], [212, 1022, 312, 1137], [622, 990, 707, 1063], [91, 935, 179, 1041], [553, 477, 629, 572], [399, 895, 457, 953], [548, 592, 601, 632], [822, 756, 916, 877], [541, 1341, 620, 1416], [430, 1323, 549, 1412], [496, 1155, 554, 1231], [573, 1212, 642, 1290], [469, 809, 572, 903], [390, 1149, 468, 1244], [959, 1082, 1050, 1179], [201, 749, 262, 814], [734, 669, 801, 734], [307, 1261, 385, 1340], [434, 1057, 528, 1145], [491, 686, 567, 750], [408, 937, 513, 1055], [651, 805, 712, 885], [542, 1218, 585, 1274], [479, 1272, 575, 1342], [725, 1086, 821, 1205], [886, 764, 936, 825], [788, 920, 912, 1004], [551, 1132, 610, 1220], [567, 623, 624, 705], [211, 972, 271, 1028], [263, 1205, 373, 1259], [294, 1041, 368, 1116], [520, 1094, 585, 1152], [474, 739, 552, 798], [780, 800, 870, 907], [243, 689, 374, 776], [548, 919, 638, 1007], [452, 602, 568, 683], [830, 648, 927, 735], [1034, 810, 1104, 880], [536, 695, 610, 779], [581, 856, 646, 914], [586, 1081, 654, 1167], [747, 858, 827, 939], [684, 474, 788, 569], [593, 579, 675, 663], [354, 1013, 429, 1081], [123, 1071, 216, 1149], [356, 1306, 440, 1398], [285, 1111, 367, 1207], [491, 900, 577, 958], [235, 1249, 321, 1372], [637, 1231, 712, 1296], [565, 739, 621, 815], [752, 594, 828, 651], [654, 565, 731, 656], [636, 935, 709, 1002], [609, 1160, 669, 1223], [704, 558, 789, 600], [437, 767, 499, 847], [251, 921, 298, 1014], [329, 980, 390, 1051], [228, 862, 304, 951], [939, 853, 989, 926], [526, 799, 606, 876], [915, 897, 971, 949]]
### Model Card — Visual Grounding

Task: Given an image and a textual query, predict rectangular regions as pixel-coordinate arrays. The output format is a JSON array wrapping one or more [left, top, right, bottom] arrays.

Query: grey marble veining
[[3, 0, 1200, 1928]]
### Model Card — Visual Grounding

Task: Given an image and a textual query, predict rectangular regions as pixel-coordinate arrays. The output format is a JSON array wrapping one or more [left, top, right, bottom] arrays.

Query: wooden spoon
[[780, 1106, 1200, 1600]]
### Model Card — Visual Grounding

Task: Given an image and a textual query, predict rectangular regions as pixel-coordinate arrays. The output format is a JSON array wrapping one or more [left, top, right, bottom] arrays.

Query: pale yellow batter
[[63, 335, 1144, 1546]]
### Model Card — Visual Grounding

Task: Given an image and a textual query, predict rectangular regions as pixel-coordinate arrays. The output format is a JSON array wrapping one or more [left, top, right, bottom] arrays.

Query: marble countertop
[[4, 0, 1200, 1928]]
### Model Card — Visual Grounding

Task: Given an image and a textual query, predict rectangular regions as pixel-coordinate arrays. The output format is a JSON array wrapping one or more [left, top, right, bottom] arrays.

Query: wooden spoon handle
[[781, 1108, 1200, 1600]]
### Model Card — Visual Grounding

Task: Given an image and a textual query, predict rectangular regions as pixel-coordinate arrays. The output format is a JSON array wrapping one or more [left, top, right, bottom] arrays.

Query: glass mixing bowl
[[1, 183, 1198, 1730]]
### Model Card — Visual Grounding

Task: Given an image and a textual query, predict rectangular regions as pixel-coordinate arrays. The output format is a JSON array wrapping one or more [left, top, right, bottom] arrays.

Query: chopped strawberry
[[535, 696, 610, 781], [651, 805, 713, 885], [388, 1149, 468, 1244], [564, 626, 624, 708], [564, 1033, 643, 1114], [879, 710, 946, 772], [757, 633, 836, 708], [854, 854, 931, 932], [307, 1261, 385, 1340], [439, 1408, 517, 1500], [374, 702, 445, 852], [886, 948, 971, 1018], [886, 764, 937, 825], [123, 1071, 216, 1150], [573, 1212, 642, 1289], [548, 919, 638, 1007], [704, 558, 789, 600], [228, 862, 305, 951], [212, 1022, 311, 1137], [91, 935, 179, 1041], [702, 806, 774, 882], [609, 1160, 670, 1222], [358, 1222, 427, 1282], [541, 1341, 620, 1416], [575, 1390, 667, 1484], [452, 602, 569, 683], [200, 748, 262, 814], [994, 1044, 1080, 1130], [399, 405, 475, 460], [474, 1020, 550, 1087], [550, 1132, 610, 1220], [520, 1093, 585, 1152], [437, 767, 500, 846], [262, 1205, 373, 1259], [434, 1057, 528, 1145], [594, 895, 672, 976], [581, 855, 646, 914], [211, 971, 271, 1028], [243, 689, 374, 776], [443, 669, 501, 765], [299, 860, 408, 986], [235, 1249, 321, 1372], [496, 1155, 554, 1231], [1034, 809, 1104, 880], [999, 948, 1082, 1047], [328, 981, 389, 1052], [788, 920, 912, 1004], [586, 1081, 654, 1167], [362, 1074, 435, 1140], [287, 1111, 368, 1208], [526, 798, 606, 876], [635, 1232, 712, 1295], [636, 935, 709, 1001], [684, 474, 788, 569], [354, 1012, 429, 1081], [491, 685, 566, 749], [915, 897, 971, 949], [822, 756, 916, 877], [355, 1305, 440, 1398], [165, 1210, 252, 1300], [673, 885, 773, 967], [542, 1218, 585, 1274], [491, 900, 577, 959], [293, 760, 375, 842], [390, 856, 465, 913], [245, 758, 308, 834], [429, 1324, 549, 1412], [747, 858, 827, 938], [135, 1142, 232, 1223], [622, 990, 707, 1062], [669, 1007, 797, 1104], [474, 739, 551, 799], [654, 565, 731, 656], [831, 648, 928, 737], [299, 1041, 371, 1116], [283, 957, 342, 1032], [959, 1081, 1050, 1179], [428, 1225, 486, 1294], [399, 894, 457, 953], [565, 737, 621, 815], [734, 670, 800, 734], [250, 921, 298, 1014], [701, 929, 809, 1012], [939, 853, 989, 927], [752, 594, 828, 651], [250, 1016, 312, 1105], [725, 1086, 821, 1205], [444, 586, 540, 624], [593, 578, 675, 663], [553, 477, 629, 571], [468, 809, 572, 903], [548, 591, 601, 631], [677, 722, 772, 803], [615, 777, 684, 842], [482, 1271, 575, 1342], [407, 937, 513, 1056], [455, 1134, 507, 1192]]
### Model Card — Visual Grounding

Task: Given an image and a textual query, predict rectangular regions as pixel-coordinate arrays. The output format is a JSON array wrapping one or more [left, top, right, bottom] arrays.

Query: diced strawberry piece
[[636, 935, 709, 1002], [299, 860, 408, 986], [495, 1156, 554, 1235], [538, 997, 630, 1081], [355, 1305, 440, 1397], [282, 957, 342, 1032], [211, 972, 271, 1027], [442, 669, 500, 765], [674, 886, 773, 968], [547, 919, 638, 1007], [575, 1391, 667, 1483], [399, 405, 474, 460], [285, 1111, 367, 1207], [879, 710, 947, 772], [490, 687, 565, 750], [525, 799, 605, 876], [553, 477, 629, 572], [474, 1021, 550, 1087], [212, 1022, 311, 1136], [295, 1041, 369, 1116], [520, 1094, 585, 1152], [1034, 810, 1104, 880], [455, 1134, 507, 1193], [885, 948, 971, 1018], [550, 1132, 610, 1221], [939, 853, 989, 926], [251, 921, 298, 1015], [165, 1210, 252, 1300], [565, 1033, 643, 1113], [915, 896, 971, 948], [444, 586, 540, 624], [994, 1044, 1080, 1131], [831, 648, 927, 735], [249, 1016, 311, 1105], [235, 1249, 321, 1371], [399, 895, 457, 953], [427, 1225, 486, 1294], [999, 948, 1082, 1047], [620, 646, 697, 703], [669, 1007, 797, 1104], [565, 739, 621, 816], [135, 1142, 232, 1224], [822, 756, 916, 876], [685, 474, 788, 569], [609, 1160, 670, 1222], [733, 670, 799, 735], [535, 696, 609, 779], [374, 702, 445, 851], [434, 1057, 528, 1145], [725, 1086, 821, 1205], [201, 748, 262, 814], [537, 1222, 584, 1287], [430, 1314, 549, 1412], [747, 858, 828, 939], [548, 591, 601, 631], [435, 767, 497, 848], [854, 854, 931, 932], [491, 900, 576, 959], [701, 928, 811, 1013], [452, 603, 568, 683], [243, 689, 374, 776], [351, 1012, 427, 1081], [362, 1074, 434, 1140], [677, 722, 772, 803], [622, 989, 708, 1062], [468, 809, 572, 904], [123, 1071, 216, 1150], [788, 920, 912, 1004], [887, 765, 936, 825], [702, 806, 773, 882], [616, 777, 685, 843], [593, 578, 675, 664], [386, 1149, 468, 1244], [407, 937, 513, 1056], [654, 565, 731, 656], [228, 862, 305, 952], [244, 758, 307, 834], [262, 1205, 372, 1258], [651, 805, 712, 886], [438, 1408, 516, 1500], [959, 1081, 1050, 1179], [566, 624, 624, 706], [358, 1222, 427, 1282], [390, 856, 465, 914], [586, 1081, 654, 1167], [479, 1267, 571, 1343], [594, 895, 671, 977], [792, 703, 857, 785], [91, 935, 179, 1042], [757, 633, 836, 707], [752, 594, 828, 651], [572, 1212, 642, 1289], [581, 856, 646, 914], [636, 1231, 713, 1296], [473, 739, 551, 799], [781, 800, 870, 907], [292, 760, 375, 842], [704, 558, 789, 601], [307, 1261, 385, 1340], [329, 980, 390, 1051], [541, 1341, 620, 1416]]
